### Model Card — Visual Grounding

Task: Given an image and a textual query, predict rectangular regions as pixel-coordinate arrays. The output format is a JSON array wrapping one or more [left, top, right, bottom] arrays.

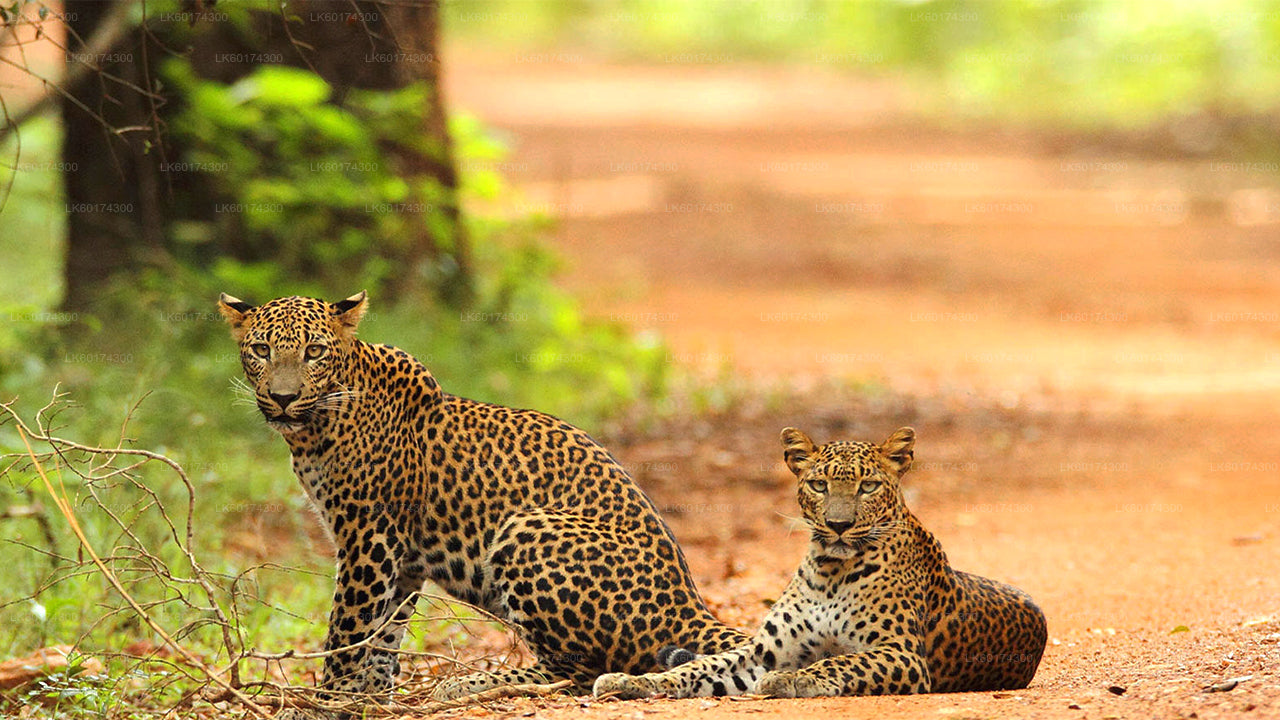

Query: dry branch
[[414, 680, 573, 713]]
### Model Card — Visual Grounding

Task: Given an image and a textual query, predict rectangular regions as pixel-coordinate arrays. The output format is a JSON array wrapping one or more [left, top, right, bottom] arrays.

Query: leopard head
[[217, 291, 367, 434], [780, 426, 915, 559]]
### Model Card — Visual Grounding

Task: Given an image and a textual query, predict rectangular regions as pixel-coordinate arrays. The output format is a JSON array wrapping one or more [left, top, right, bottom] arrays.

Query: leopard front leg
[[757, 643, 932, 698], [319, 520, 406, 697]]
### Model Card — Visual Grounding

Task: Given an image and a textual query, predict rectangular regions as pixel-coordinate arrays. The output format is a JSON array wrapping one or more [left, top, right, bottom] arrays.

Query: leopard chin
[[262, 409, 309, 433], [266, 417, 305, 433], [815, 539, 858, 561]]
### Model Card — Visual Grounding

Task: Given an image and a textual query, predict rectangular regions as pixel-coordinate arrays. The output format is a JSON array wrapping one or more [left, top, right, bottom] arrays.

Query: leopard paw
[[593, 673, 662, 699], [757, 670, 833, 698], [756, 670, 798, 698]]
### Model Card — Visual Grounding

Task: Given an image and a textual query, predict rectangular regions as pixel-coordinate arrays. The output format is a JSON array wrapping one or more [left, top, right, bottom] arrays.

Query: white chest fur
[[292, 453, 336, 548]]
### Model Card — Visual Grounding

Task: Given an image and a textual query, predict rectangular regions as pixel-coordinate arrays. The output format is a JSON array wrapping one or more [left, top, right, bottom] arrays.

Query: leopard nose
[[269, 392, 299, 410], [826, 520, 854, 535]]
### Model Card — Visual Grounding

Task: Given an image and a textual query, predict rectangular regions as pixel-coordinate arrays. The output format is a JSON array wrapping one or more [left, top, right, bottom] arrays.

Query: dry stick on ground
[[230, 590, 539, 715], [201, 680, 573, 717], [414, 680, 573, 713]]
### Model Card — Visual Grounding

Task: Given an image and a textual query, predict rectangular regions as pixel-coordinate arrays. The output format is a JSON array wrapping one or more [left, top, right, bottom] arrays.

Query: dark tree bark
[[378, 1, 473, 305], [60, 0, 169, 312], [59, 0, 470, 312]]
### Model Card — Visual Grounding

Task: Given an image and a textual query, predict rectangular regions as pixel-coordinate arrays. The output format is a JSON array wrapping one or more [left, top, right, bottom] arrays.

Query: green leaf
[[230, 66, 330, 108], [308, 105, 365, 145]]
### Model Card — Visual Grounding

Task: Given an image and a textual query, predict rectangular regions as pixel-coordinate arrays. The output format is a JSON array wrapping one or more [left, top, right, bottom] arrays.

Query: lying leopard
[[217, 292, 746, 703], [595, 426, 1046, 699]]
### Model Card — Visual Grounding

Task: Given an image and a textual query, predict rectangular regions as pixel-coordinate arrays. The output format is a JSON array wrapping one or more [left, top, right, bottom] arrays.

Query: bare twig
[[0, 0, 145, 143]]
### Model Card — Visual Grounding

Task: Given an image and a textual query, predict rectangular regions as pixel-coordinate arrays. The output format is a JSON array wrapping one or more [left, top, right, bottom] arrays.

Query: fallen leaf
[[0, 646, 103, 691], [1170, 625, 1190, 634], [1107, 685, 1127, 695], [1204, 675, 1252, 693]]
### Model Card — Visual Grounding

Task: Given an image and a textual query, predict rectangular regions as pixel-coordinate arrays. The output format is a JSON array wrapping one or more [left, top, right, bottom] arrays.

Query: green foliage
[[389, 235, 669, 431], [163, 62, 455, 301], [444, 0, 1280, 128]]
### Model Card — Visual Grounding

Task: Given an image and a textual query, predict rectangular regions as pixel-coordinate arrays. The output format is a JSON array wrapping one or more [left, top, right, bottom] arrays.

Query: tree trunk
[[377, 1, 473, 306], [60, 0, 470, 311], [60, 0, 168, 313]]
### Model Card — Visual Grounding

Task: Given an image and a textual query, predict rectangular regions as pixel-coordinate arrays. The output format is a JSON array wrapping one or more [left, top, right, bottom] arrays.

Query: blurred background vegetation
[[2, 0, 1280, 713], [446, 0, 1280, 132]]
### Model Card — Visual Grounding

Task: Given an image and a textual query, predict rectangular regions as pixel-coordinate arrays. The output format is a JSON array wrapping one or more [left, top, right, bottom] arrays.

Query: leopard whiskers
[[229, 376, 254, 396], [841, 520, 909, 548], [776, 511, 814, 537], [229, 377, 259, 408], [315, 385, 363, 413]]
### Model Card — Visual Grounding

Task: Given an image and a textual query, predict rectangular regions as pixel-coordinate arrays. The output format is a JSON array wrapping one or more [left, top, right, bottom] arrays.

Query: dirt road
[[432, 57, 1280, 719]]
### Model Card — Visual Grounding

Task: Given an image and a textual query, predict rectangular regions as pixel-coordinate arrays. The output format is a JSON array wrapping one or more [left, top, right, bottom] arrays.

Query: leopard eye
[[304, 344, 328, 361], [249, 343, 271, 359], [807, 479, 828, 494], [860, 480, 882, 494]]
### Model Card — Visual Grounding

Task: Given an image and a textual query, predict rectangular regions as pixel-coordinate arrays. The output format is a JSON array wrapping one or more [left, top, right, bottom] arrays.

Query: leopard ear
[[880, 427, 915, 476], [217, 293, 254, 341], [780, 427, 817, 477], [331, 290, 368, 333]]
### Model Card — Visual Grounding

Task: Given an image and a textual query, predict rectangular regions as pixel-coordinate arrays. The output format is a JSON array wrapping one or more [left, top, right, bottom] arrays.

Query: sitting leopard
[[217, 291, 746, 702], [594, 426, 1046, 699]]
